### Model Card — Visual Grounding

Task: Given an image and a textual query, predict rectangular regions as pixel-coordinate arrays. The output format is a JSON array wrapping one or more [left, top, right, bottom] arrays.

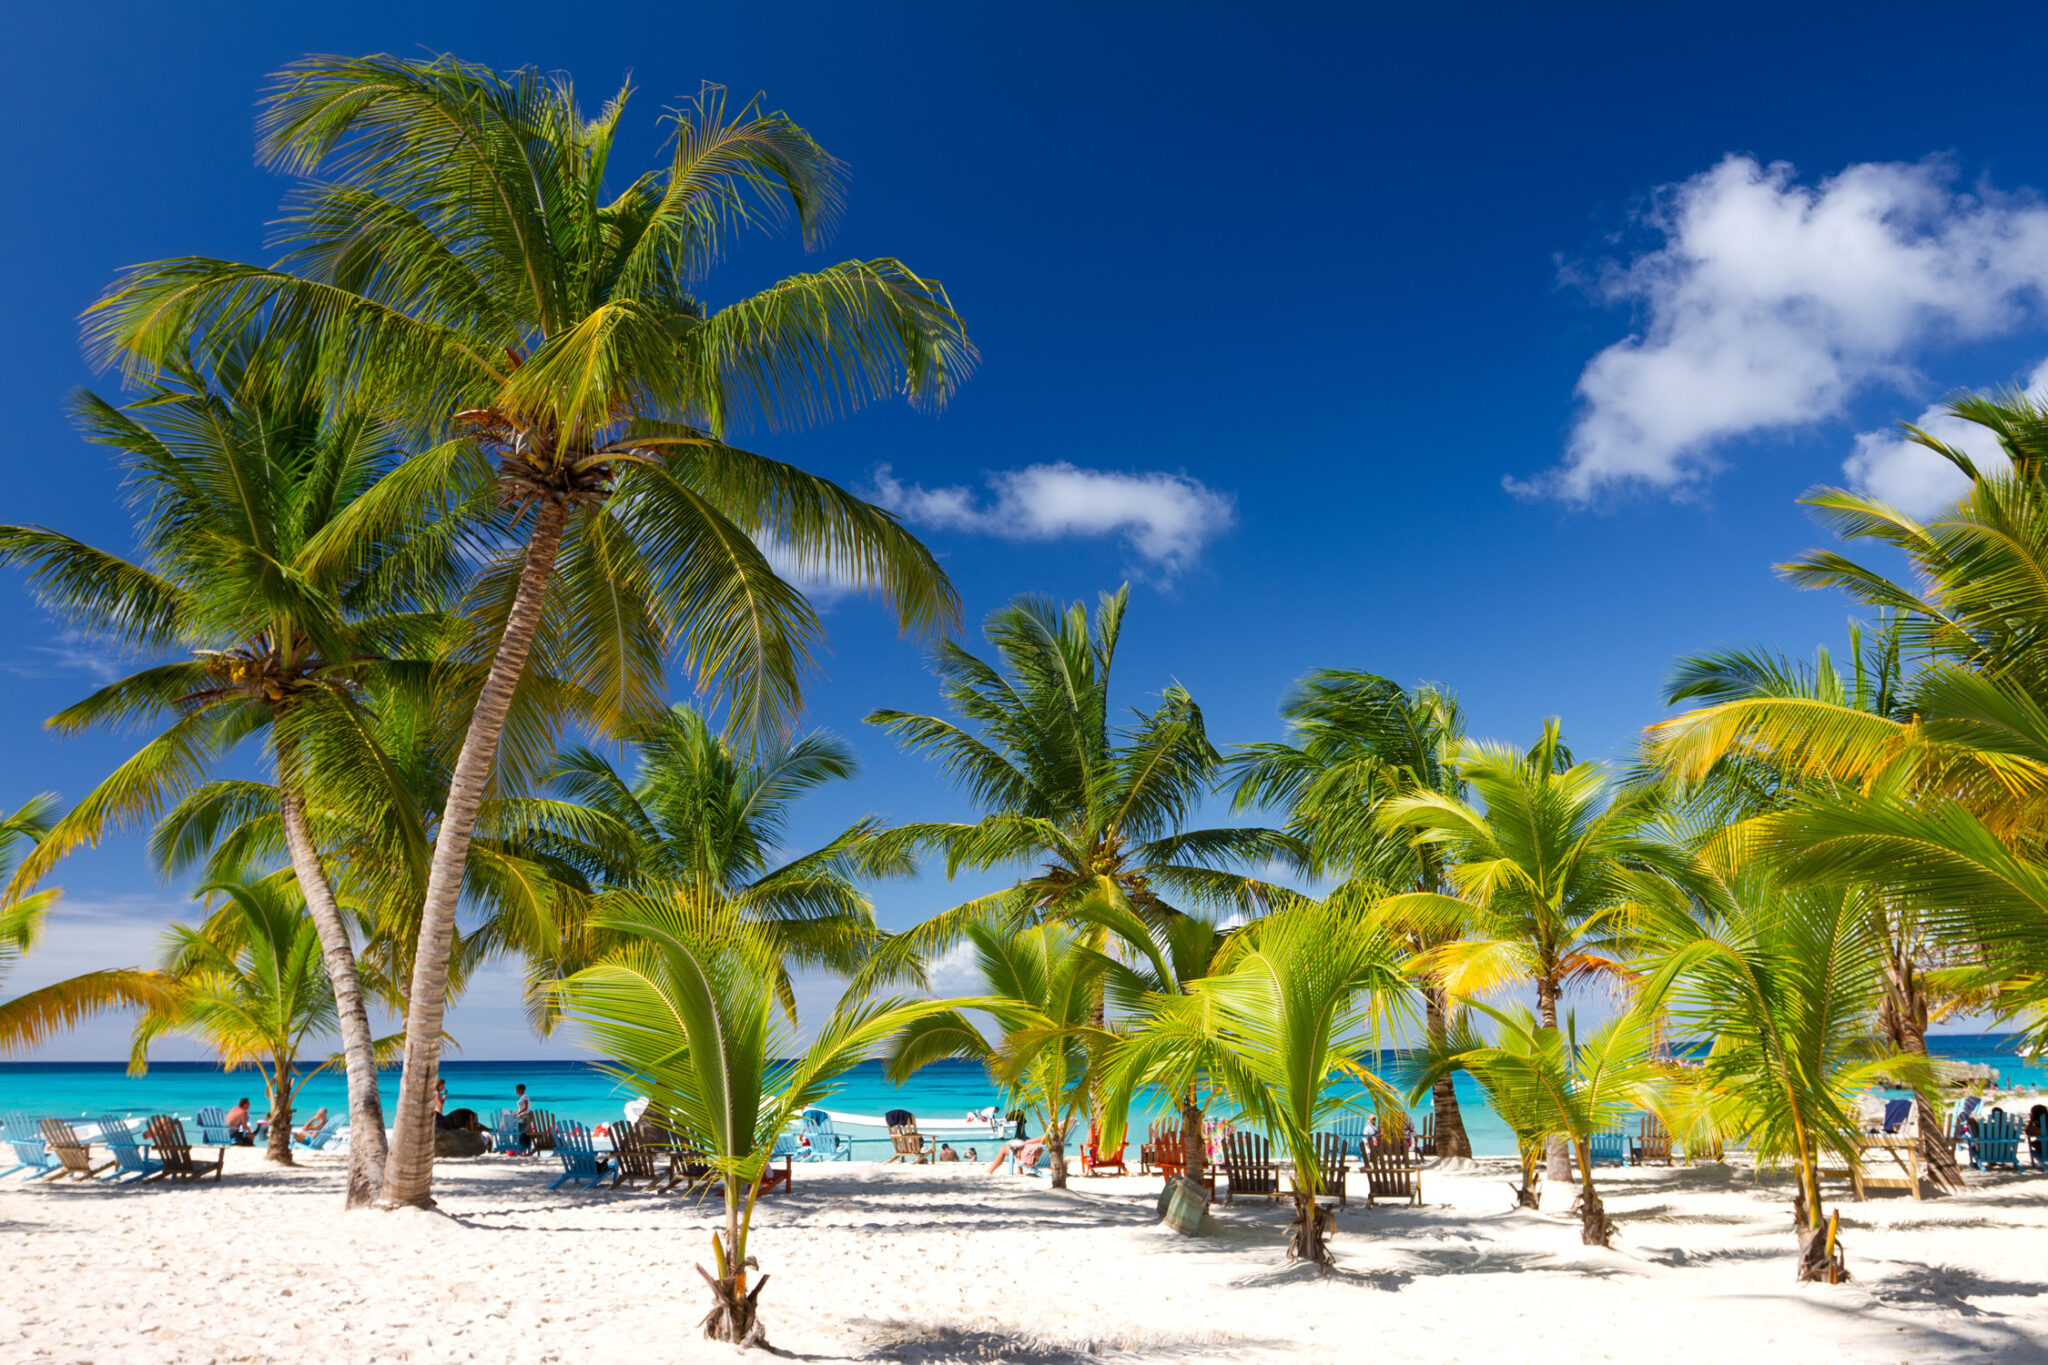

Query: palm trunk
[[1180, 1094, 1205, 1186], [1423, 985, 1473, 1159], [1048, 1133, 1069, 1189], [700, 1179, 769, 1346], [1792, 1167, 1847, 1283], [1287, 1186, 1335, 1268], [378, 501, 570, 1209], [1537, 975, 1573, 1186], [277, 756, 388, 1207], [266, 1072, 295, 1165], [1576, 1141, 1614, 1245], [1879, 949, 1963, 1193]]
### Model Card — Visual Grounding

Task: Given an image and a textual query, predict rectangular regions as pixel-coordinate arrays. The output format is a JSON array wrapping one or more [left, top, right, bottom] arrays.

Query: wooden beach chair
[[1631, 1115, 1674, 1166], [606, 1119, 666, 1190], [194, 1106, 234, 1146], [39, 1119, 115, 1181], [489, 1108, 528, 1155], [1304, 1131, 1347, 1206], [1415, 1113, 1438, 1159], [1967, 1110, 2024, 1171], [96, 1116, 164, 1182], [1080, 1125, 1128, 1177], [528, 1109, 560, 1152], [885, 1109, 932, 1164], [800, 1109, 853, 1162], [547, 1121, 611, 1191], [1588, 1129, 1630, 1167], [1141, 1117, 1185, 1179], [1362, 1143, 1421, 1207], [759, 1135, 797, 1196], [1221, 1132, 1280, 1204], [145, 1116, 224, 1182], [1, 1112, 63, 1180]]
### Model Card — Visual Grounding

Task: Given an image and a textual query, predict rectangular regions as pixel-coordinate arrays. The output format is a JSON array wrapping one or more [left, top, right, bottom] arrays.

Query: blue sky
[[9, 1, 2048, 1056]]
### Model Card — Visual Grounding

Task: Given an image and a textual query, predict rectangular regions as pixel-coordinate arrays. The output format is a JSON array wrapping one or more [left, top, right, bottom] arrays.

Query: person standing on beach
[[514, 1084, 531, 1138], [433, 1078, 446, 1117]]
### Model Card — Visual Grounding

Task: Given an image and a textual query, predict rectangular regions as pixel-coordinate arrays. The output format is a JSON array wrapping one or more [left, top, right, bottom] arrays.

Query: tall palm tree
[[0, 349, 460, 1205], [551, 898, 952, 1348], [886, 921, 1112, 1188], [1377, 720, 1685, 1195], [865, 586, 1296, 989], [1637, 870, 1934, 1281], [1103, 901, 1407, 1269], [529, 703, 903, 1025], [1229, 669, 1477, 1158], [0, 796, 169, 1052], [1411, 1003, 1664, 1247], [132, 870, 340, 1165], [91, 55, 972, 1206]]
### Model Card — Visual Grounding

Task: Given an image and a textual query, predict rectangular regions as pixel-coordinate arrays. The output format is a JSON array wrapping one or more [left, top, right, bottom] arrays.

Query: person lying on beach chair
[[294, 1108, 329, 1143]]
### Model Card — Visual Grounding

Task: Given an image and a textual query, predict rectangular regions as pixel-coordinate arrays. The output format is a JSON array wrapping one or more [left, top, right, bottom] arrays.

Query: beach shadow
[[840, 1321, 1270, 1364], [1870, 1262, 2048, 1314]]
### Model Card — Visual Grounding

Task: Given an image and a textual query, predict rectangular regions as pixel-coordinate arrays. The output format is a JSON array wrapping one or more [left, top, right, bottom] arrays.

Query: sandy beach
[[5, 1152, 2045, 1364]]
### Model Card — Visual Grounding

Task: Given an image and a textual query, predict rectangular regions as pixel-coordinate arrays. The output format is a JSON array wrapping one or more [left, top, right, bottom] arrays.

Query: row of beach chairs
[[1216, 1131, 1422, 1208], [3, 1112, 225, 1183], [539, 1117, 799, 1196]]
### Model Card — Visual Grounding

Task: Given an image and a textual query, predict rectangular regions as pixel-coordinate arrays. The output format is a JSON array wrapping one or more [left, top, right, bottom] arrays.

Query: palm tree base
[[1286, 1194, 1337, 1269], [1793, 1189, 1848, 1283], [1575, 1183, 1615, 1247], [697, 1264, 769, 1348]]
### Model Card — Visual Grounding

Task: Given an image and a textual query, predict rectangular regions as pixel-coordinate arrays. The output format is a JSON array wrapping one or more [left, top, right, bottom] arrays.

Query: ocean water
[[2, 1035, 2037, 1160]]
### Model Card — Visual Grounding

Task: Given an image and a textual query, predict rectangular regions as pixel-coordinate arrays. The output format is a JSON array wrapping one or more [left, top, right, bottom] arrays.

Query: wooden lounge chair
[[885, 1109, 932, 1164], [528, 1109, 560, 1152], [489, 1108, 528, 1155], [800, 1109, 853, 1162], [1415, 1113, 1438, 1159], [1632, 1115, 1674, 1166], [1221, 1132, 1280, 1204], [145, 1115, 224, 1181], [194, 1106, 235, 1146], [39, 1119, 115, 1181], [607, 1119, 666, 1190], [1304, 1131, 1347, 1206], [96, 1116, 164, 1183], [1080, 1126, 1129, 1177], [759, 1135, 797, 1196], [1967, 1110, 2024, 1171], [1141, 1118, 1185, 1179], [548, 1120, 612, 1191], [1361, 1142, 1421, 1207], [1, 1112, 63, 1180], [1588, 1129, 1630, 1167]]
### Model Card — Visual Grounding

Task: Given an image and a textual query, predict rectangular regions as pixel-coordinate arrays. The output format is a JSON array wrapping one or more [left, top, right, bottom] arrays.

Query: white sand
[[4, 1150, 2046, 1363]]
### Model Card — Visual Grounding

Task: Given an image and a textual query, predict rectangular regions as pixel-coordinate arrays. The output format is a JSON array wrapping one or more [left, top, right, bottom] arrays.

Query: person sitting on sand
[[938, 1143, 958, 1162], [965, 1148, 978, 1162], [224, 1097, 257, 1146], [295, 1107, 329, 1141]]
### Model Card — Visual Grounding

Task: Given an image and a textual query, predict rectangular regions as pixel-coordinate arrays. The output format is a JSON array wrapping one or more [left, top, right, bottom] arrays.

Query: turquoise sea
[[2, 1034, 2038, 1159]]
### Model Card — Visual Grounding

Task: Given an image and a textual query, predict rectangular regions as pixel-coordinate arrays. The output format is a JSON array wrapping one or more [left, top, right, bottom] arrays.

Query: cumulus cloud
[[870, 462, 1234, 577], [1841, 357, 2048, 516], [1528, 155, 2048, 501]]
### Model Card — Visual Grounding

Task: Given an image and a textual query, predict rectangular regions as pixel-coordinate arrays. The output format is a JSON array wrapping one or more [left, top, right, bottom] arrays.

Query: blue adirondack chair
[[2, 1112, 62, 1179], [194, 1107, 234, 1146], [490, 1108, 528, 1155], [96, 1116, 164, 1183], [1588, 1129, 1630, 1167], [1968, 1110, 2024, 1170], [549, 1121, 612, 1190], [800, 1109, 853, 1162]]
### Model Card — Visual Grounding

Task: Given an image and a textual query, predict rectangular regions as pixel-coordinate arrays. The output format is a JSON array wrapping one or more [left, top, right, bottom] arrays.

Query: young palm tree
[[865, 586, 1295, 984], [1103, 902, 1408, 1269], [524, 702, 904, 1023], [132, 870, 340, 1165], [1411, 1003, 1664, 1246], [885, 921, 1112, 1188], [0, 796, 169, 1052], [1377, 720, 1685, 1196], [0, 351, 462, 1204], [1636, 871, 1933, 1281], [91, 54, 972, 1207], [1229, 669, 1477, 1158], [1655, 627, 1966, 1190], [550, 897, 951, 1348]]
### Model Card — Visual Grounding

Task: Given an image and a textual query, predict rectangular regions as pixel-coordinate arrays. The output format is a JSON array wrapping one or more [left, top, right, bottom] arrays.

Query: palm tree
[[525, 702, 903, 1022], [0, 350, 459, 1204], [885, 921, 1112, 1188], [1655, 626, 1967, 1190], [1377, 720, 1684, 1196], [865, 586, 1295, 993], [1103, 902, 1407, 1269], [1636, 870, 1934, 1281], [0, 796, 169, 1052], [132, 870, 340, 1165], [550, 897, 952, 1347], [1229, 669, 1477, 1158], [91, 55, 972, 1208], [1411, 1003, 1663, 1246]]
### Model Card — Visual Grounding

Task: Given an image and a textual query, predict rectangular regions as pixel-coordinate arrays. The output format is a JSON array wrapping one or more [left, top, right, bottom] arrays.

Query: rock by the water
[[435, 1128, 489, 1159]]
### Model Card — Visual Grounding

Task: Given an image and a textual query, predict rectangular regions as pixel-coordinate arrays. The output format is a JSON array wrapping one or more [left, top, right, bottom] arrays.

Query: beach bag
[[1158, 1175, 1210, 1236]]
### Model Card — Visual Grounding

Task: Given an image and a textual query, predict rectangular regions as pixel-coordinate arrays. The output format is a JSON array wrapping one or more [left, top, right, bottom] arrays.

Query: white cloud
[[1842, 357, 2048, 516], [1529, 155, 2048, 501], [870, 462, 1234, 577]]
